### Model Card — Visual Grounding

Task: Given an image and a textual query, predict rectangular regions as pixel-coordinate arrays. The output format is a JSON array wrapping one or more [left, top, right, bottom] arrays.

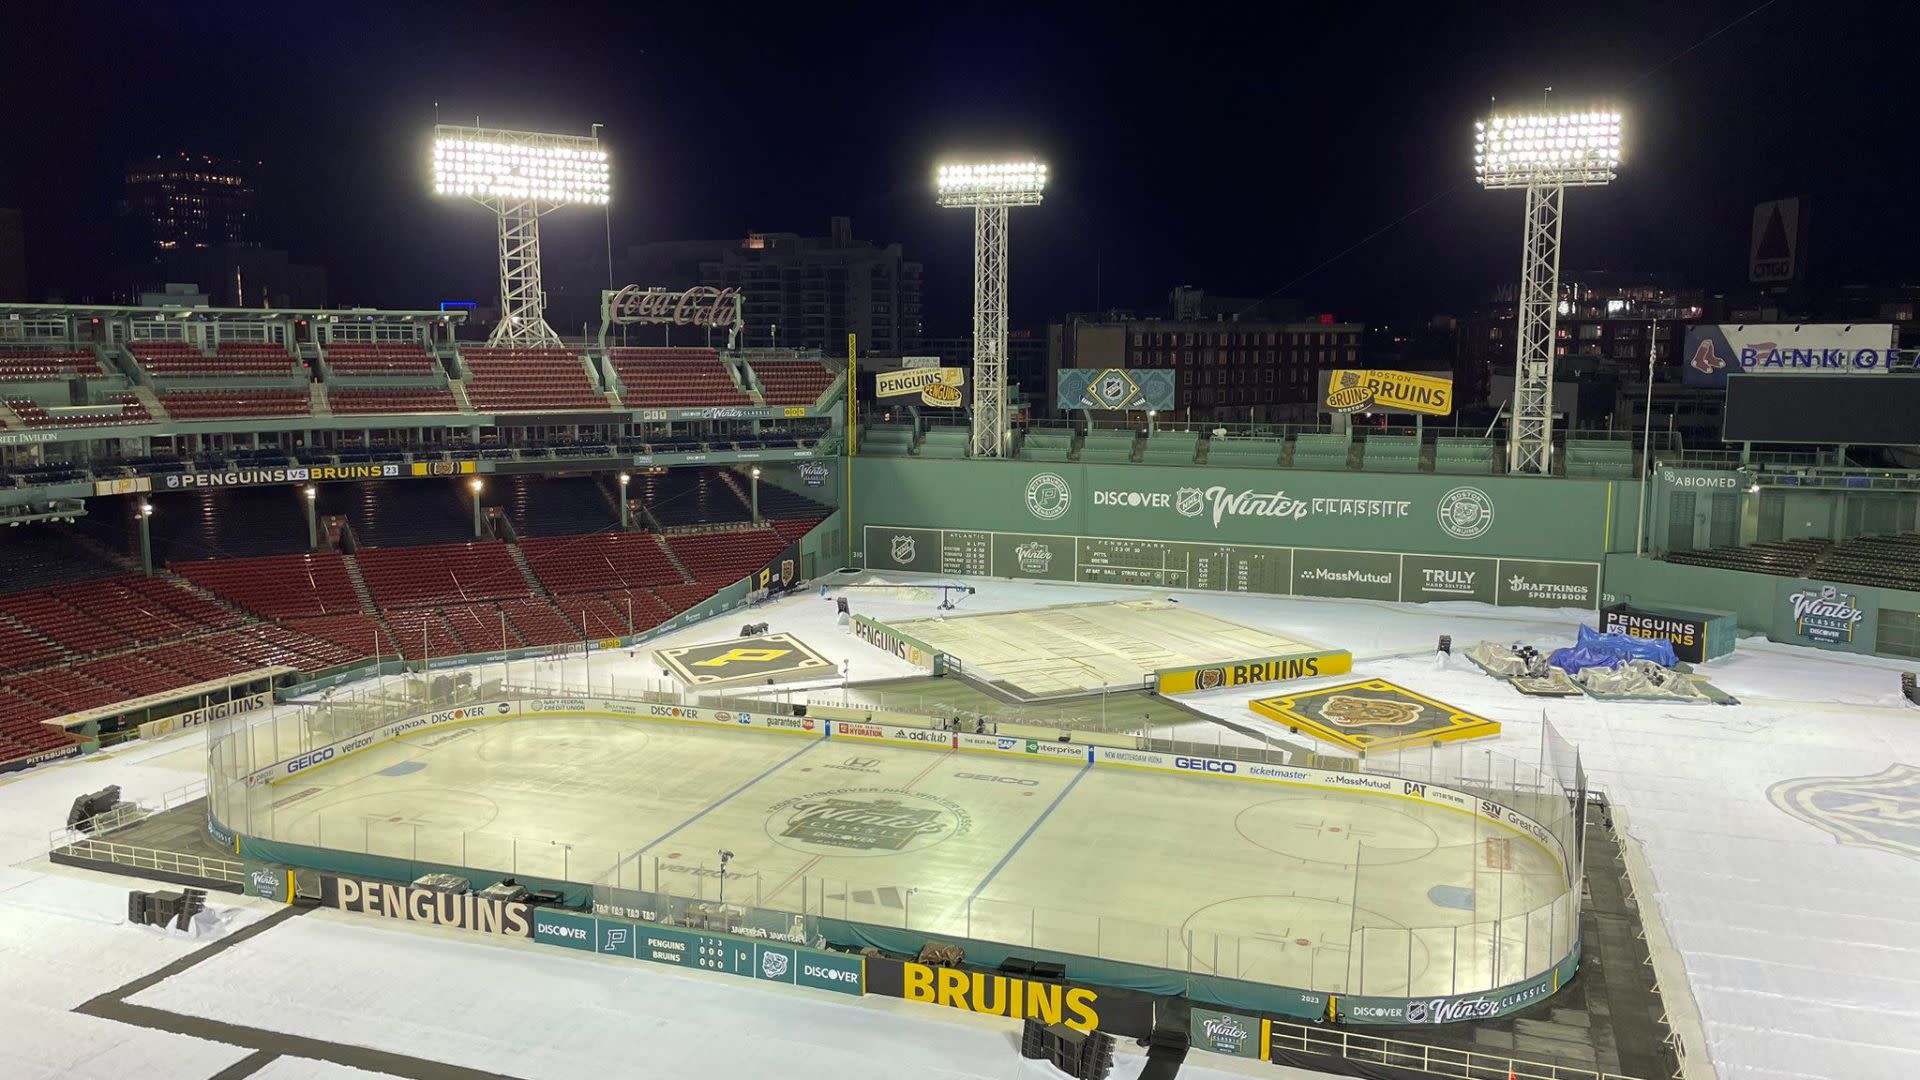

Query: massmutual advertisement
[[1681, 324, 1897, 387]]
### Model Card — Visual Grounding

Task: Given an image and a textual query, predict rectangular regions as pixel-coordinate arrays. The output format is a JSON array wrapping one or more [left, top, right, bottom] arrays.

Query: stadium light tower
[[432, 124, 610, 347], [1475, 108, 1621, 474], [936, 159, 1047, 458]]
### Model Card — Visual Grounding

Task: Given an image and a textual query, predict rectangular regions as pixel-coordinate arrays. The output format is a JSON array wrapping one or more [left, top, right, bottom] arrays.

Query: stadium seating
[[459, 348, 610, 412], [1361, 434, 1421, 473], [630, 470, 752, 528], [610, 348, 753, 408], [172, 552, 362, 619], [493, 475, 615, 539], [862, 423, 916, 456], [751, 359, 834, 405], [667, 527, 787, 583], [328, 387, 458, 414], [321, 342, 440, 376], [1019, 429, 1074, 462], [1662, 538, 1829, 575], [159, 389, 311, 419], [355, 542, 531, 608], [1204, 436, 1284, 467], [1434, 437, 1498, 475], [1141, 430, 1200, 465], [0, 522, 127, 594], [146, 489, 313, 562], [1079, 429, 1138, 464], [315, 481, 473, 549], [1564, 439, 1636, 479], [1290, 433, 1353, 470], [6, 395, 153, 428], [131, 340, 299, 377], [521, 532, 685, 594], [500, 598, 587, 646], [917, 426, 970, 459], [0, 349, 104, 380]]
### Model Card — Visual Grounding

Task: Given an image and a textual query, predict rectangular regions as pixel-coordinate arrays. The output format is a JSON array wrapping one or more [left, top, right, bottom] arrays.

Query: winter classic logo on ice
[[1025, 472, 1071, 520], [1436, 486, 1494, 540], [1770, 764, 1920, 860]]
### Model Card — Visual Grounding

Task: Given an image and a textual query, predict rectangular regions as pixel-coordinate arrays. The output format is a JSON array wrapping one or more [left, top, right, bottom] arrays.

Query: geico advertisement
[[322, 875, 532, 937]]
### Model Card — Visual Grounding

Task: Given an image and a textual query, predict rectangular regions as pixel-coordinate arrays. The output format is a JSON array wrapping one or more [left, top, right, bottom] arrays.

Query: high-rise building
[[122, 152, 258, 251], [698, 217, 922, 355]]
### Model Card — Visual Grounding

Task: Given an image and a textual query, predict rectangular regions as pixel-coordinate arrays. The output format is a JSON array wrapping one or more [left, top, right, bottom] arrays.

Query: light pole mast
[[1475, 109, 1621, 474], [937, 160, 1047, 458]]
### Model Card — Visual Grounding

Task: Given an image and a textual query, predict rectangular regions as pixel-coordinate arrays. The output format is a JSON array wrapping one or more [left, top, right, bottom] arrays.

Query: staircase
[[340, 555, 379, 614], [308, 383, 332, 417], [0, 401, 22, 429], [130, 385, 169, 421], [449, 380, 473, 411], [506, 543, 551, 598], [654, 534, 695, 584]]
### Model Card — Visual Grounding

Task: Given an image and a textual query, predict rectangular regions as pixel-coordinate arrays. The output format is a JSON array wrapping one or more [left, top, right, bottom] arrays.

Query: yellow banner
[[1154, 649, 1352, 695], [1325, 370, 1453, 416], [877, 367, 965, 398], [920, 383, 962, 407]]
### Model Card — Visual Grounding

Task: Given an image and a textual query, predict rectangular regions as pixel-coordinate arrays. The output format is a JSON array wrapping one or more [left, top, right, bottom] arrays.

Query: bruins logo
[[1196, 667, 1225, 690], [1323, 695, 1422, 728]]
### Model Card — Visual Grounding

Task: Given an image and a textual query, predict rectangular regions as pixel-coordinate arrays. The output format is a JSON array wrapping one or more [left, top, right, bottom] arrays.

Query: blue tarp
[[1549, 624, 1676, 674]]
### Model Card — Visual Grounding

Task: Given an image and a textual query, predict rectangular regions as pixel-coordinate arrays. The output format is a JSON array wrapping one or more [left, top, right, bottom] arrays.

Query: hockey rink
[[232, 710, 1564, 994]]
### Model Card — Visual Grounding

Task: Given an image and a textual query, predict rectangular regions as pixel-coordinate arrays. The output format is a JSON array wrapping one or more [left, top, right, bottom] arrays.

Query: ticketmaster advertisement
[[852, 459, 1617, 561]]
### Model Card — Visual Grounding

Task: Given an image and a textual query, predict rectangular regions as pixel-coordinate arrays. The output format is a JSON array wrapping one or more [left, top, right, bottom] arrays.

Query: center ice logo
[[1769, 764, 1920, 861], [766, 788, 972, 857], [1323, 695, 1421, 728]]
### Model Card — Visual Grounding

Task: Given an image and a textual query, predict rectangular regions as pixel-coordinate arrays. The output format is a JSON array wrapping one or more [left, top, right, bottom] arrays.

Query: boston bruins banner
[[1323, 370, 1453, 416]]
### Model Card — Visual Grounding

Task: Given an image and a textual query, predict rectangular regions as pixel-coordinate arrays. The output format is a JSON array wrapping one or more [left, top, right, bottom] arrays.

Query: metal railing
[[1268, 1018, 1650, 1080], [56, 836, 246, 886]]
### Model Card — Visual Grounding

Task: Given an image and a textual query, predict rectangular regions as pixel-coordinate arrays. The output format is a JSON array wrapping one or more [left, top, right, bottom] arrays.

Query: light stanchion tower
[[432, 125, 610, 347], [936, 160, 1047, 458], [1474, 109, 1621, 474]]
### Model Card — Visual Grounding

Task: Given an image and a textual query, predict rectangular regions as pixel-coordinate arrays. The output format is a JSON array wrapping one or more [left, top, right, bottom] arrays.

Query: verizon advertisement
[[1682, 324, 1897, 387]]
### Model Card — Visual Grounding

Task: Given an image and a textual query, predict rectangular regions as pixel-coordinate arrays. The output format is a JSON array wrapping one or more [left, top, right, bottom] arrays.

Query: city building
[[121, 152, 258, 251], [1048, 299, 1364, 424], [628, 218, 921, 356], [120, 243, 327, 310]]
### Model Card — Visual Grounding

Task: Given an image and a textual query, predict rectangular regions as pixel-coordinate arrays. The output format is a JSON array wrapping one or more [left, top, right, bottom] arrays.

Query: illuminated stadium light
[[1472, 106, 1622, 474], [1474, 110, 1621, 190], [431, 124, 612, 346], [935, 157, 1048, 457], [935, 160, 1047, 207]]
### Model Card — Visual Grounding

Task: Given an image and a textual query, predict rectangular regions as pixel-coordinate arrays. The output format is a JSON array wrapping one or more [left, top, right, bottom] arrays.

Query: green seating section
[[917, 427, 971, 459], [1434, 437, 1497, 475], [1361, 434, 1421, 473], [1290, 433, 1352, 471], [1564, 438, 1635, 479], [862, 424, 915, 456], [1020, 429, 1074, 462], [1141, 430, 1200, 465], [1079, 429, 1138, 464], [1205, 437, 1285, 467]]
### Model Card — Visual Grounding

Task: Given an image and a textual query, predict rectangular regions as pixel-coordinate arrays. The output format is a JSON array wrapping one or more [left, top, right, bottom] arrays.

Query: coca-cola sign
[[607, 285, 743, 330]]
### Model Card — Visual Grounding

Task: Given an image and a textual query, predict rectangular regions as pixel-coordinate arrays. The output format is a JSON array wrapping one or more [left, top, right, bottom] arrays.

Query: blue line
[[630, 736, 825, 858], [966, 764, 1093, 905]]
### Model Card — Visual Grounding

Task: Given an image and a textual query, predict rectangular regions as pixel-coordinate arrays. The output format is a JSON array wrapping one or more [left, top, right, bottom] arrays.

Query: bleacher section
[[1361, 434, 1421, 473], [1141, 430, 1200, 466], [172, 553, 361, 619], [1813, 533, 1920, 593], [1662, 538, 1829, 576], [1020, 429, 1074, 462], [321, 343, 440, 376], [316, 482, 473, 549], [130, 340, 299, 377], [751, 359, 834, 405], [1290, 433, 1353, 471], [521, 533, 684, 593], [493, 475, 614, 539], [748, 481, 829, 524], [460, 348, 609, 412], [0, 349, 104, 380], [1564, 439, 1635, 479], [1079, 429, 1138, 464], [1435, 437, 1498, 475], [145, 489, 312, 562], [158, 388, 311, 419], [610, 348, 752, 408], [329, 387, 458, 415], [355, 541, 531, 608], [0, 523, 127, 594], [629, 470, 751, 528], [6, 394, 153, 428], [668, 528, 788, 583], [917, 426, 970, 459], [862, 423, 916, 456], [1204, 436, 1284, 467]]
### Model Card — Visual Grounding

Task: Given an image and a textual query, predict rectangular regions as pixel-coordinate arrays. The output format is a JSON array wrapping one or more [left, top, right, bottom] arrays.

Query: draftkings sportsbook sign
[[321, 874, 532, 938]]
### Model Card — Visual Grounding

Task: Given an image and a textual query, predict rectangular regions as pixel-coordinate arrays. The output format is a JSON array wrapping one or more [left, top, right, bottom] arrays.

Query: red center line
[[762, 747, 952, 904]]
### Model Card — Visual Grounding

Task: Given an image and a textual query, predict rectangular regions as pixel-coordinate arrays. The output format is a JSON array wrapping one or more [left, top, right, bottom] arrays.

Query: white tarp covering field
[[4, 571, 1918, 1078]]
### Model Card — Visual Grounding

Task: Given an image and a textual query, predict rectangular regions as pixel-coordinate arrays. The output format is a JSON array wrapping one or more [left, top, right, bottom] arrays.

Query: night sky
[[1, 1, 1910, 332]]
